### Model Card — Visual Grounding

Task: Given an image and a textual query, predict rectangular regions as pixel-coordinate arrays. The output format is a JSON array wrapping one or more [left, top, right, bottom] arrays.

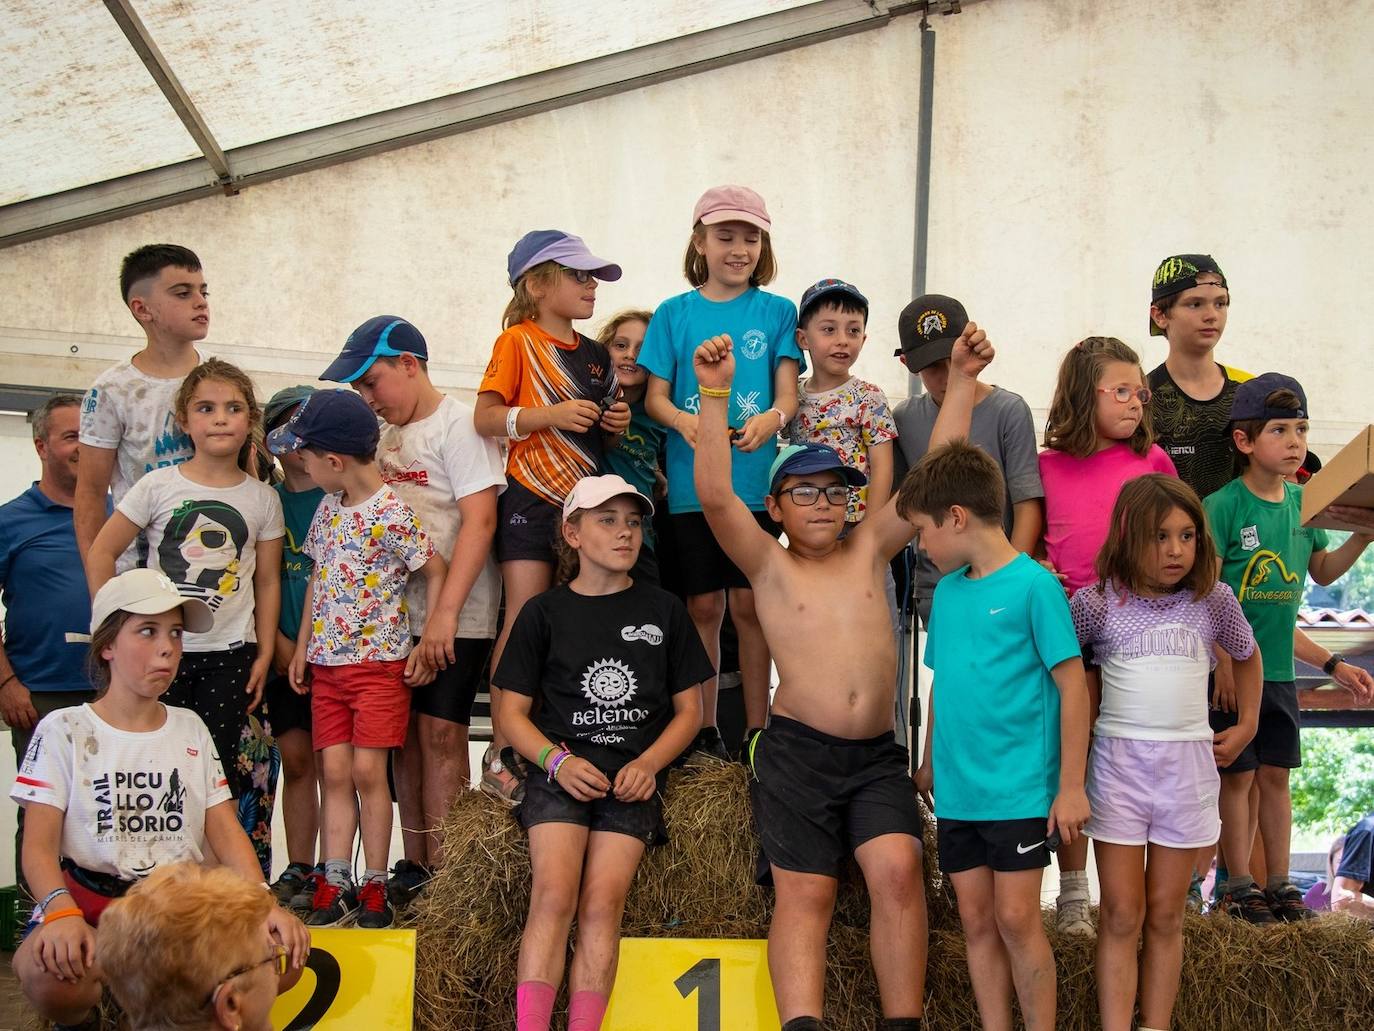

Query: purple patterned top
[[1071, 580, 1255, 740]]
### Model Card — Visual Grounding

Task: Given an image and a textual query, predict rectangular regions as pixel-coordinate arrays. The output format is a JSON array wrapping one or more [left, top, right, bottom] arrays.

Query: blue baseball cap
[[768, 443, 867, 494], [320, 316, 428, 383], [507, 230, 623, 287], [799, 278, 869, 323], [266, 389, 380, 457], [1228, 372, 1308, 423]]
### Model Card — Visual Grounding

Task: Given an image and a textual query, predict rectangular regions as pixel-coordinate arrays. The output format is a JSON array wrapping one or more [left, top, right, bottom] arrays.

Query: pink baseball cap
[[562, 474, 654, 521], [691, 185, 771, 232]]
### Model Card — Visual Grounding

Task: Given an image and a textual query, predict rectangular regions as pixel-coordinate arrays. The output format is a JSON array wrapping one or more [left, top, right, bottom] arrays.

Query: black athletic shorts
[[748, 715, 922, 882], [1209, 677, 1301, 772], [408, 637, 492, 725], [937, 816, 1052, 874], [263, 673, 311, 737], [496, 479, 562, 564], [671, 511, 782, 595], [516, 765, 666, 846]]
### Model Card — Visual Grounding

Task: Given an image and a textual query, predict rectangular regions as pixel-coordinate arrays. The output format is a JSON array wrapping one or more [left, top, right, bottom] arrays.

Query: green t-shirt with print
[[1204, 478, 1328, 681]]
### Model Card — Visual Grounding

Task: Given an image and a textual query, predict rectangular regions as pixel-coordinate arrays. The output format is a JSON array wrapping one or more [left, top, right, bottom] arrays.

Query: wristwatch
[[1323, 653, 1347, 676]]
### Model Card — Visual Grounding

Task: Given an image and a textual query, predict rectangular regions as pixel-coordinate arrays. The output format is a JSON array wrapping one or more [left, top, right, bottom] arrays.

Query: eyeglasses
[[1098, 386, 1152, 405], [777, 484, 850, 506], [206, 944, 287, 1008], [560, 267, 596, 284]]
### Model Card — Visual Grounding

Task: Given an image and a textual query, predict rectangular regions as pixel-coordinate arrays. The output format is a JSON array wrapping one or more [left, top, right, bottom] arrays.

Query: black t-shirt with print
[[1147, 362, 1246, 500], [494, 582, 714, 778]]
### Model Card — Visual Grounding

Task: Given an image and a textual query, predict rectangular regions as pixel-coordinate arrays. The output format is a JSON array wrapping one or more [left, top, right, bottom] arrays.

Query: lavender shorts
[[1085, 737, 1220, 849]]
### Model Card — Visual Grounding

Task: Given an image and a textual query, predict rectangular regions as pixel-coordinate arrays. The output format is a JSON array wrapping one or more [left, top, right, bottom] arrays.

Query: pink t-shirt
[[1038, 442, 1177, 593]]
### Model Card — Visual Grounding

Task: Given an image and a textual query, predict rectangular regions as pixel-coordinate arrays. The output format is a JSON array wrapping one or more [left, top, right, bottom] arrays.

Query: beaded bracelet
[[42, 907, 84, 925], [548, 751, 573, 783], [537, 744, 555, 770], [699, 385, 731, 398]]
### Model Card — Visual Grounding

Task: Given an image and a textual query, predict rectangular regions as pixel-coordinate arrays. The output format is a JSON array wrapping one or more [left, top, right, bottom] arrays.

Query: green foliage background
[[1290, 729, 1374, 837]]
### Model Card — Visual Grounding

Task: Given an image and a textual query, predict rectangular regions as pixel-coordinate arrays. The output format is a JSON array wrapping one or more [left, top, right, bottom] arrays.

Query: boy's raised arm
[[693, 336, 778, 581], [929, 322, 994, 450]]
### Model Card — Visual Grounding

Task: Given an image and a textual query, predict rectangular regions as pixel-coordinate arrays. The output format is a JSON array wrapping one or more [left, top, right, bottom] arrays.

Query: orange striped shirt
[[479, 321, 617, 505]]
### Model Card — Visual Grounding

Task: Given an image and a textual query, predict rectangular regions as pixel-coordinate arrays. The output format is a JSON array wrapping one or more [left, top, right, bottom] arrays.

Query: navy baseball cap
[[266, 389, 380, 457], [768, 442, 867, 494], [320, 316, 428, 383], [507, 230, 622, 287], [799, 278, 869, 323], [1228, 372, 1308, 423]]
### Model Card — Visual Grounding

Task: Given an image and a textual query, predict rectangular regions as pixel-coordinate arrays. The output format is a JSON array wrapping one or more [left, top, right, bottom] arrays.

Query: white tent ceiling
[[1, 0, 953, 247]]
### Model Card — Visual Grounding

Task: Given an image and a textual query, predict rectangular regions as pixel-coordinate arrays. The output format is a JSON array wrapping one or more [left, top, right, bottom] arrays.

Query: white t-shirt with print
[[80, 355, 203, 572], [378, 395, 506, 637], [117, 466, 285, 652], [10, 704, 231, 882]]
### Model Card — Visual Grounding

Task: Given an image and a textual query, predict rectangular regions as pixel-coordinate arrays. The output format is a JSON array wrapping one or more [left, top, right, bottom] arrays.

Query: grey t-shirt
[[892, 385, 1044, 598]]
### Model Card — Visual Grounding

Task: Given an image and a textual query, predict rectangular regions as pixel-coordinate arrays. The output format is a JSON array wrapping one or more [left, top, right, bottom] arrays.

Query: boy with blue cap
[[320, 315, 506, 904], [1205, 372, 1374, 923], [693, 320, 994, 1031], [268, 389, 448, 929]]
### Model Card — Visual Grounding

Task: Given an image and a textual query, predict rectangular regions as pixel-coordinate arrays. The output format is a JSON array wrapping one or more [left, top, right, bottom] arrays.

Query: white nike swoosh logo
[[990, 607, 1007, 615], [1016, 840, 1044, 854]]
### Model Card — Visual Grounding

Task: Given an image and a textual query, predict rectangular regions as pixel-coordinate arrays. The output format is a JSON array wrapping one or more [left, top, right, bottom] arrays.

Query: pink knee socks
[[516, 981, 555, 1031]]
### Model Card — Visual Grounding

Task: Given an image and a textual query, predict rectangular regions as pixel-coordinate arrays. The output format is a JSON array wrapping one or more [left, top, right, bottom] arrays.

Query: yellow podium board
[[605, 938, 779, 1030], [270, 928, 415, 1030]]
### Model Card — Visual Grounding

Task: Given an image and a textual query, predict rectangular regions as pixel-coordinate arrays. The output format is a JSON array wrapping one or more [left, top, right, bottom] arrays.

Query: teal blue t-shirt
[[923, 553, 1081, 821], [603, 397, 664, 549], [636, 287, 801, 512], [274, 482, 325, 641]]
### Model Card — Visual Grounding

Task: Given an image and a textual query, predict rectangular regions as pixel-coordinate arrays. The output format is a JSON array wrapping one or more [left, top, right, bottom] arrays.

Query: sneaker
[[1218, 884, 1278, 925], [355, 878, 395, 929], [1265, 882, 1316, 922], [270, 862, 313, 906], [1055, 895, 1096, 938], [290, 869, 327, 913], [480, 744, 525, 804], [386, 859, 432, 908], [688, 726, 731, 763], [305, 880, 358, 927], [1185, 876, 1205, 914]]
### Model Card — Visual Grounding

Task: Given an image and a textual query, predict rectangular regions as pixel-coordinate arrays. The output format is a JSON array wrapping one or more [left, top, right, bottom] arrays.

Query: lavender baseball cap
[[507, 230, 622, 287]]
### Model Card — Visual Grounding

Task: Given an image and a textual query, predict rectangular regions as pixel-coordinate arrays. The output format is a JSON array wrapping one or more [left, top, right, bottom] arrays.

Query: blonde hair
[[682, 223, 777, 288], [1094, 474, 1218, 601], [173, 358, 262, 473], [1043, 336, 1155, 458], [502, 261, 565, 330], [97, 863, 273, 1029], [595, 308, 654, 348]]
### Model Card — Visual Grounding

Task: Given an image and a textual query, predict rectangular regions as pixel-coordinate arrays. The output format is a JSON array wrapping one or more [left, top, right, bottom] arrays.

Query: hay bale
[[415, 763, 1374, 1031]]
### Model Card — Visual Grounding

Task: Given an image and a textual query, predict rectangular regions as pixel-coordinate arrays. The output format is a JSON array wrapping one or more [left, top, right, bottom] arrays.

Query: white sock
[[1058, 870, 1089, 900]]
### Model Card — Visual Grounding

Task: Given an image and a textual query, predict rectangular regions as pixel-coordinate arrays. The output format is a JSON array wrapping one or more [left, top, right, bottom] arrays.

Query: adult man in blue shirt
[[1, 394, 106, 903]]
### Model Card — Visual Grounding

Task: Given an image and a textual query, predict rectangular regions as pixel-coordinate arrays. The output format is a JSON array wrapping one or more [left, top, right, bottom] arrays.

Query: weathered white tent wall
[[1, 0, 1370, 448]]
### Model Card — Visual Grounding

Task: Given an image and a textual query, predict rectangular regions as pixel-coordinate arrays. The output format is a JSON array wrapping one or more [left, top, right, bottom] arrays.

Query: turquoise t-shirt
[[274, 482, 325, 641], [1204, 478, 1328, 682], [603, 397, 664, 549], [637, 287, 801, 512], [923, 553, 1081, 821]]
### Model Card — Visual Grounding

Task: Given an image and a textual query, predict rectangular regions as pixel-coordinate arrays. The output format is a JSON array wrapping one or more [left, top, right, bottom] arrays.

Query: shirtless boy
[[693, 325, 993, 1031]]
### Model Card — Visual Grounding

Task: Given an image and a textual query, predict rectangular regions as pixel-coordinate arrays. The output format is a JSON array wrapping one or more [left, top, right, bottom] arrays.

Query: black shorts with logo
[[516, 766, 666, 846], [408, 637, 492, 726], [496, 479, 562, 565], [1208, 677, 1302, 772], [748, 715, 922, 882], [263, 673, 312, 737], [937, 816, 1052, 874]]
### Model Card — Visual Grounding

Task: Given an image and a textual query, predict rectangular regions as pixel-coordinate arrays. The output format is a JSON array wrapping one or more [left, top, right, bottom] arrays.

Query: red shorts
[[310, 660, 410, 750]]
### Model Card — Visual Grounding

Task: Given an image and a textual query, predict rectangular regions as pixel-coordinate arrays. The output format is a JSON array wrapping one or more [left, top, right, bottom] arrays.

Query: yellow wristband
[[699, 386, 731, 398]]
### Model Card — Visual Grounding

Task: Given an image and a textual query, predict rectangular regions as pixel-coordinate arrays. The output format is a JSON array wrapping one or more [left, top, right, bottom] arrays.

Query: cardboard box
[[1301, 425, 1374, 530]]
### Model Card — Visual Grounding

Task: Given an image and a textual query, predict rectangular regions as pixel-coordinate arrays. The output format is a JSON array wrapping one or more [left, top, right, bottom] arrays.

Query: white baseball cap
[[561, 474, 655, 521], [90, 569, 214, 634]]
